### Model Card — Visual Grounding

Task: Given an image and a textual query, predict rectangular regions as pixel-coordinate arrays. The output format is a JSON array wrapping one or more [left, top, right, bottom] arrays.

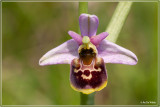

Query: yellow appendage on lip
[[70, 80, 107, 94]]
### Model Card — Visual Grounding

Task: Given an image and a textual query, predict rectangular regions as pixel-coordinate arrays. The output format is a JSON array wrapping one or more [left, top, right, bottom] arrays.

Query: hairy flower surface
[[39, 13, 138, 94]]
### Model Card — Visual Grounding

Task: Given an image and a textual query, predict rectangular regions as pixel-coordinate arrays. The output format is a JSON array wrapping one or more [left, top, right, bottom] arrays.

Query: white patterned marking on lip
[[74, 69, 79, 73], [93, 67, 101, 72], [81, 68, 101, 80], [81, 74, 92, 79]]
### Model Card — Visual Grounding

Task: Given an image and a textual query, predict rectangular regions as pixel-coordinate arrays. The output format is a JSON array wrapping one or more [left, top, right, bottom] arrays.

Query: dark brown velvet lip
[[70, 57, 107, 89]]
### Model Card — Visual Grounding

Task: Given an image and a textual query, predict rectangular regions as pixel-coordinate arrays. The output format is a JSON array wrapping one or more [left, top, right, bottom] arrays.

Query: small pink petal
[[90, 32, 109, 46], [68, 31, 82, 45]]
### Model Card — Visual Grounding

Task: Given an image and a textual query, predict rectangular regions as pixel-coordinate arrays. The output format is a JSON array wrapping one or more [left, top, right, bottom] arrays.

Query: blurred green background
[[2, 2, 157, 105]]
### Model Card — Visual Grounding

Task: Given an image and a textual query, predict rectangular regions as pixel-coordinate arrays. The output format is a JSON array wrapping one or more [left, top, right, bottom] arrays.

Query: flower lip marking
[[39, 13, 138, 94], [70, 57, 107, 94]]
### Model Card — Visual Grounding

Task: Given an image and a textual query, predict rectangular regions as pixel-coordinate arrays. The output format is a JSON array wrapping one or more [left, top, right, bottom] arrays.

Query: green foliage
[[106, 2, 132, 43]]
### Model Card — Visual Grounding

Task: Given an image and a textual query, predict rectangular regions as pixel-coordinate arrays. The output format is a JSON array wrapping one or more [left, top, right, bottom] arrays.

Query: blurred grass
[[2, 2, 158, 105]]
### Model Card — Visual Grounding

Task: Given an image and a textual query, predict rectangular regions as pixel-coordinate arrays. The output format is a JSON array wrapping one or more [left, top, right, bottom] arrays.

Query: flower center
[[78, 36, 97, 65]]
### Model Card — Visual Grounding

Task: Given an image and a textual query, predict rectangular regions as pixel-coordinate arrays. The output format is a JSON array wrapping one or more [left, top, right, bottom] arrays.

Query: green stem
[[80, 92, 95, 105], [78, 2, 88, 16], [78, 2, 95, 105], [106, 2, 132, 43]]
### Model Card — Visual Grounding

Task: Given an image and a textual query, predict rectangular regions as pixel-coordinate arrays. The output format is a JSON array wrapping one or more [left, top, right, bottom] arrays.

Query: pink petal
[[39, 39, 79, 66], [68, 31, 82, 45], [97, 40, 138, 65], [79, 14, 99, 37], [90, 32, 109, 46]]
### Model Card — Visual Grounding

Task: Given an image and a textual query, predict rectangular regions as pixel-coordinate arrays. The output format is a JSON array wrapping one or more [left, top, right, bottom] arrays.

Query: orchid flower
[[39, 13, 138, 94]]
